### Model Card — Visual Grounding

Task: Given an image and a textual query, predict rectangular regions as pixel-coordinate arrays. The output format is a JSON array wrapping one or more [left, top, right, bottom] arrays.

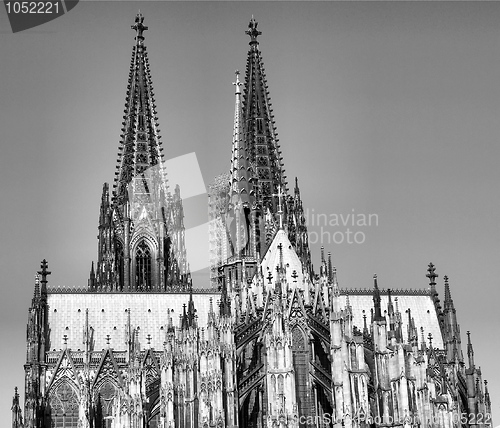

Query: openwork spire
[[242, 17, 286, 212], [114, 12, 165, 203]]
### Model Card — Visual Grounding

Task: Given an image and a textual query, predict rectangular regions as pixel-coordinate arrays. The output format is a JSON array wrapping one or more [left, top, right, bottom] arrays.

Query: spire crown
[[132, 12, 148, 43], [246, 16, 262, 44]]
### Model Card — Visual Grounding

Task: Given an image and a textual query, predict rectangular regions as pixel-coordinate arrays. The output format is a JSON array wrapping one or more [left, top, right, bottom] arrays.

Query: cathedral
[[11, 13, 492, 428]]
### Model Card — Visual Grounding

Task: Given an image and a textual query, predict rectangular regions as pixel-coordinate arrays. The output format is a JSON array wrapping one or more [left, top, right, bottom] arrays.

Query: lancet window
[[136, 239, 152, 290]]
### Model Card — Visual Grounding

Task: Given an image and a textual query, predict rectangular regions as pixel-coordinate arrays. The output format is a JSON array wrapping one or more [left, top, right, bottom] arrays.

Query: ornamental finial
[[246, 16, 262, 44], [232, 70, 242, 95], [132, 11, 148, 43], [426, 262, 438, 286]]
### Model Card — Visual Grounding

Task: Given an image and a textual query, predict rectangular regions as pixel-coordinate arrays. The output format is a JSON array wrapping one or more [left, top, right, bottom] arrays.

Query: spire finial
[[426, 262, 438, 287], [37, 259, 51, 295], [233, 70, 242, 95], [132, 11, 148, 43], [246, 16, 262, 44]]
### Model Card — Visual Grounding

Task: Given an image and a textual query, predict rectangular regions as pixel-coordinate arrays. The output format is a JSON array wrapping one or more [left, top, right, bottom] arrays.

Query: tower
[[94, 12, 189, 293]]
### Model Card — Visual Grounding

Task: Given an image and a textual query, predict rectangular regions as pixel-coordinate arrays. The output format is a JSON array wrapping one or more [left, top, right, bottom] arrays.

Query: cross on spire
[[106, 334, 111, 346], [272, 184, 285, 229], [146, 334, 152, 346], [132, 11, 148, 43], [266, 269, 273, 285]]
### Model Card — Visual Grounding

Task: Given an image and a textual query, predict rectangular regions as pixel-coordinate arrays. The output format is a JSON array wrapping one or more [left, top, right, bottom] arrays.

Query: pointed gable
[[142, 348, 160, 390], [93, 349, 123, 388], [288, 288, 307, 322], [48, 349, 80, 391], [255, 229, 306, 291]]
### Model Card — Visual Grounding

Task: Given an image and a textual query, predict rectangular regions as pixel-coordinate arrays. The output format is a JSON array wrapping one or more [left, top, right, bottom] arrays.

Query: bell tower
[[92, 12, 189, 292]]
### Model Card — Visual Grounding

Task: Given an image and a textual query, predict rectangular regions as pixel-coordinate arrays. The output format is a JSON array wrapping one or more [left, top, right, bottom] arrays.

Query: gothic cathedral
[[11, 13, 492, 428]]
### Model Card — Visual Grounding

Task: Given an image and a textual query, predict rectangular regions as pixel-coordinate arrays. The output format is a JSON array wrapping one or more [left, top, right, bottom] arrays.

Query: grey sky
[[1, 2, 499, 422]]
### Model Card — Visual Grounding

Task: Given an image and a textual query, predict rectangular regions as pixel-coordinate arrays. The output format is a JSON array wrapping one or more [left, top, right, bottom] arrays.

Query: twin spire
[[114, 12, 164, 204], [118, 13, 284, 215], [239, 17, 287, 213]]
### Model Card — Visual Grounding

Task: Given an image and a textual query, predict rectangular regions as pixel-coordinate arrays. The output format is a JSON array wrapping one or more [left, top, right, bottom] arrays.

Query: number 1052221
[[5, 2, 60, 14]]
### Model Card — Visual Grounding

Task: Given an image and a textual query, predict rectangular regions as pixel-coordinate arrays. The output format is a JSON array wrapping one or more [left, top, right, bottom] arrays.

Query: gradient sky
[[1, 1, 500, 424]]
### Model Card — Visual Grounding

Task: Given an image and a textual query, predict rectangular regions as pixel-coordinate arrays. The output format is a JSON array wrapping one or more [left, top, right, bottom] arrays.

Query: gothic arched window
[[49, 382, 79, 428], [136, 240, 152, 290], [94, 381, 117, 428]]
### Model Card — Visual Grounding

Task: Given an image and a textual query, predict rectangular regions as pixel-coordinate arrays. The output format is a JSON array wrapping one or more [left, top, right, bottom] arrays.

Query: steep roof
[[46, 292, 220, 351]]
